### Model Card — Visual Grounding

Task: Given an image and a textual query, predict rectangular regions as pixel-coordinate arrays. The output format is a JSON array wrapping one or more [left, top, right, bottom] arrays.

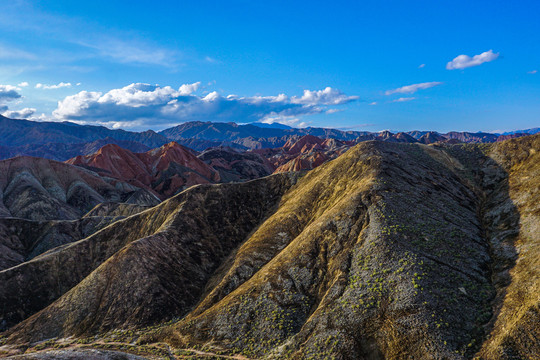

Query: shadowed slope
[[0, 215, 148, 273], [1, 173, 297, 342], [475, 135, 540, 359]]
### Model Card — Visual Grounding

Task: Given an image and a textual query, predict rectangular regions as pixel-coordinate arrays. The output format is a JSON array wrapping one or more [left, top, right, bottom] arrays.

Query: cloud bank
[[53, 83, 359, 129], [446, 50, 499, 70], [0, 84, 37, 119], [2, 107, 36, 118], [385, 82, 442, 95], [0, 84, 22, 102]]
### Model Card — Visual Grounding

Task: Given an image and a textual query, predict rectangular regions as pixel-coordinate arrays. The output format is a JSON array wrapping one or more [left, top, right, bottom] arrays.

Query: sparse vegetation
[[1, 136, 538, 359]]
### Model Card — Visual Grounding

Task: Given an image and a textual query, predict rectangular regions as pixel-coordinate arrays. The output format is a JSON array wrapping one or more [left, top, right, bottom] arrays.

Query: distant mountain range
[[0, 115, 537, 160], [502, 127, 539, 135], [0, 115, 168, 148]]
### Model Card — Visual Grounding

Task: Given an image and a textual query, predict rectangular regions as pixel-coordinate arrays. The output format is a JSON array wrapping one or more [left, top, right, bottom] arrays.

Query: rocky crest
[[67, 142, 219, 199]]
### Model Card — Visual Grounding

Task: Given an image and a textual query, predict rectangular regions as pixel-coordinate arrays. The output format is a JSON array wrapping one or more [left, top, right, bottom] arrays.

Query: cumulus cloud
[[446, 50, 499, 70], [291, 87, 359, 105], [53, 83, 358, 129], [2, 107, 36, 119], [392, 97, 416, 102], [18, 81, 29, 87], [528, 70, 537, 74], [35, 82, 72, 89], [0, 84, 22, 102], [259, 116, 308, 128], [385, 82, 442, 95], [418, 64, 425, 68]]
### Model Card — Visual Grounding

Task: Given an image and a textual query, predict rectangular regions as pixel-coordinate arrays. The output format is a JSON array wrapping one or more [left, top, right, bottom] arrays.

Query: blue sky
[[0, 0, 538, 132]]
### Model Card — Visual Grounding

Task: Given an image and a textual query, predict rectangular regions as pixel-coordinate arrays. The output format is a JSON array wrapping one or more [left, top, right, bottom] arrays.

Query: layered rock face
[[0, 156, 159, 221], [0, 135, 538, 360], [254, 135, 354, 173], [67, 142, 219, 199], [67, 142, 276, 199]]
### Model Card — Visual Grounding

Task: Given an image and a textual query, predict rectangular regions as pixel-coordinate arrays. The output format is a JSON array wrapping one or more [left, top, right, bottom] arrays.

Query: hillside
[[0, 156, 159, 221], [0, 135, 538, 359], [67, 142, 274, 198]]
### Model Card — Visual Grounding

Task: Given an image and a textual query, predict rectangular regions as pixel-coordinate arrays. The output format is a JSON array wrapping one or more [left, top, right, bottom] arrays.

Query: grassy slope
[[476, 135, 540, 359], [152, 141, 494, 359]]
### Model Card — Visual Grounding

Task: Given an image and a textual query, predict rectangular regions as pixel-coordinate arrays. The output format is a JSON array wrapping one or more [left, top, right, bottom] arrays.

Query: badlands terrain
[[0, 116, 538, 359]]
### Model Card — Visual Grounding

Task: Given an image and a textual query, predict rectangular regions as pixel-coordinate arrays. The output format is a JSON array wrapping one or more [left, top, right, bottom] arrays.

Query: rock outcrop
[[67, 142, 219, 199]]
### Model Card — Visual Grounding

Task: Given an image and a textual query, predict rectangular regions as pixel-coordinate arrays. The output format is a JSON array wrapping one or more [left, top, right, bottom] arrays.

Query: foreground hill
[[0, 135, 538, 359]]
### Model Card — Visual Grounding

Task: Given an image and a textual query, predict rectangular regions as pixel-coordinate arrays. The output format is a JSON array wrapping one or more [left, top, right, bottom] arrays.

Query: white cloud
[[446, 50, 499, 70], [35, 82, 72, 89], [2, 107, 36, 119], [325, 109, 342, 114], [0, 84, 22, 102], [291, 87, 359, 105], [528, 70, 537, 74], [53, 83, 358, 130], [179, 82, 201, 95], [418, 64, 425, 68], [30, 113, 52, 122], [392, 97, 416, 102], [17, 81, 29, 87], [369, 102, 377, 105], [385, 82, 442, 95], [259, 116, 308, 128]]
